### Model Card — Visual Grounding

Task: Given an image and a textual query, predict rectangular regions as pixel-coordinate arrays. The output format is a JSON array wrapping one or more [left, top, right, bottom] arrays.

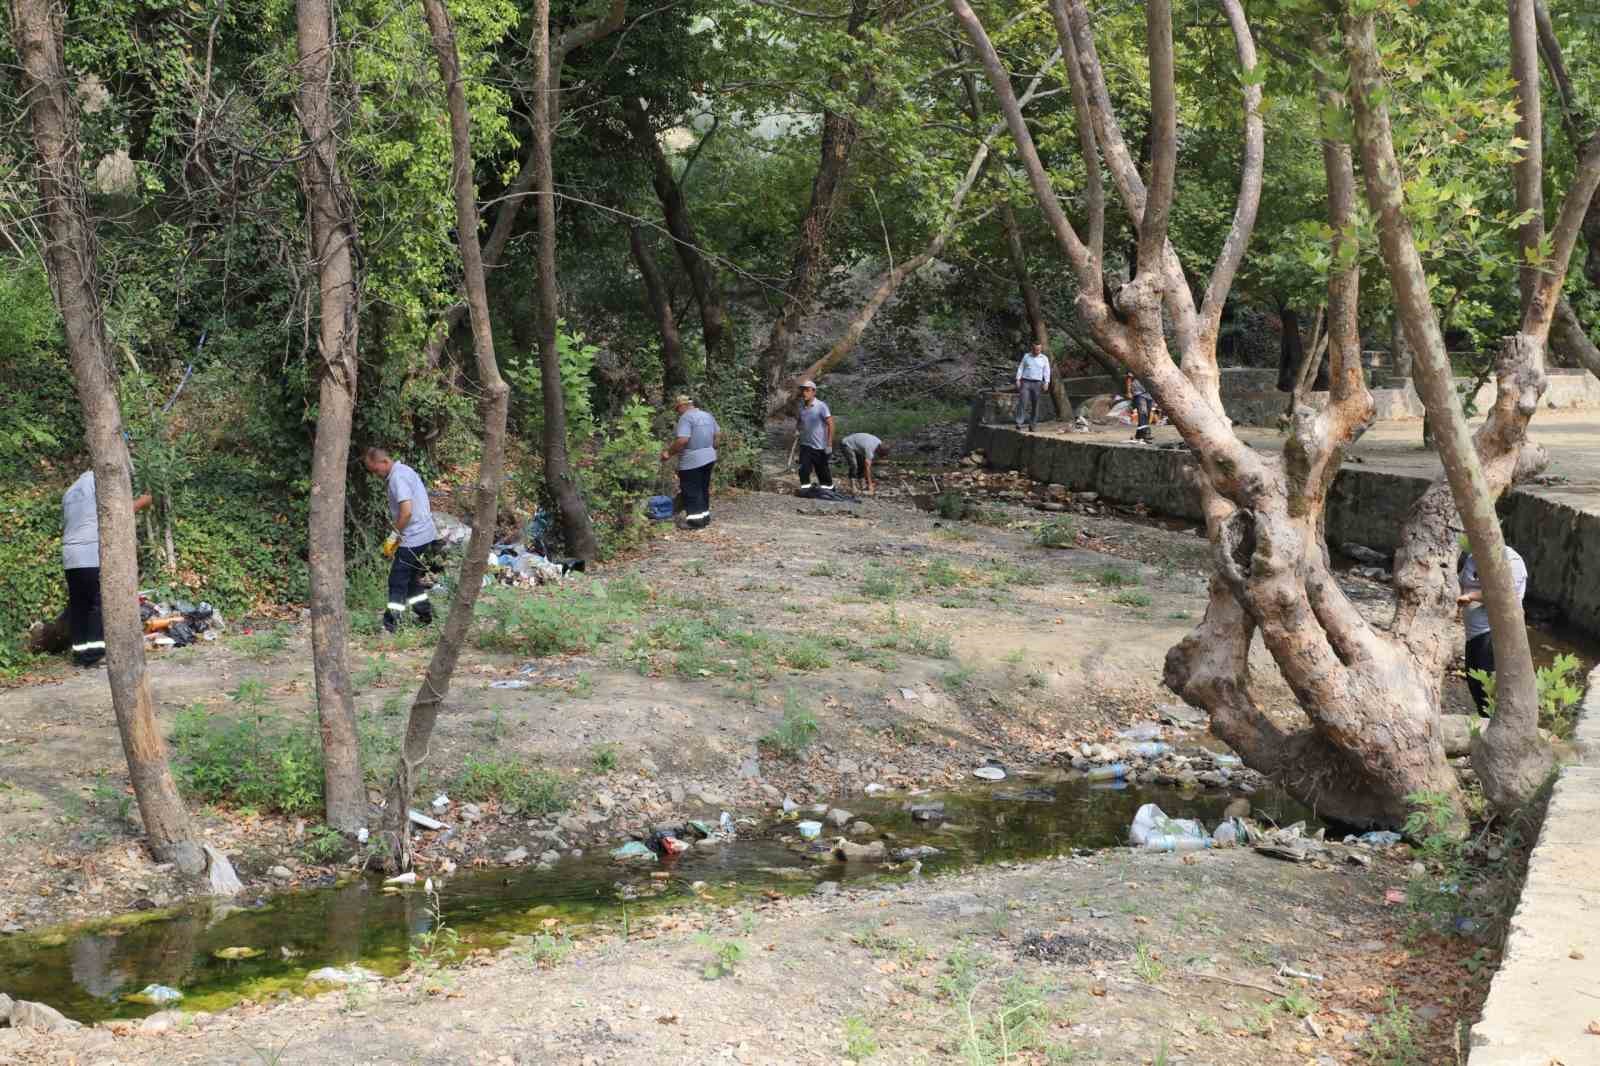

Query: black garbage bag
[[167, 620, 197, 647]]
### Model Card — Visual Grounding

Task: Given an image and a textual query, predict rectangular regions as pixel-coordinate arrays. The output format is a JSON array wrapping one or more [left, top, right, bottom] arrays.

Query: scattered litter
[[383, 872, 417, 885], [213, 946, 262, 960], [407, 809, 446, 831], [972, 766, 1006, 781], [356, 827, 369, 844], [1129, 803, 1210, 852], [1384, 888, 1407, 904], [305, 964, 381, 986], [1346, 830, 1402, 847], [863, 783, 886, 795], [1118, 722, 1164, 742], [1278, 966, 1325, 983], [796, 820, 823, 841], [611, 841, 655, 862], [899, 687, 920, 701], [781, 797, 799, 813], [1213, 755, 1243, 769], [1086, 763, 1127, 783], [1212, 817, 1248, 847], [489, 679, 531, 690], [1129, 741, 1171, 759], [123, 984, 182, 1006], [431, 794, 450, 812], [719, 811, 735, 834]]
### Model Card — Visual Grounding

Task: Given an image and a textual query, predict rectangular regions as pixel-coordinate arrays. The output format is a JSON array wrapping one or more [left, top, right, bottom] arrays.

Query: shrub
[[452, 756, 567, 815], [761, 692, 820, 756], [474, 581, 642, 657], [1035, 518, 1078, 548]]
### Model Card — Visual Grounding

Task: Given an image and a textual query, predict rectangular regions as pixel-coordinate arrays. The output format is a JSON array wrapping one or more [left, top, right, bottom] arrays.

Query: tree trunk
[[13, 0, 204, 875], [1551, 296, 1600, 378], [1000, 200, 1069, 417], [382, 0, 515, 871], [530, 0, 599, 561], [621, 98, 730, 372], [755, 0, 873, 418], [294, 0, 365, 835], [627, 223, 686, 395]]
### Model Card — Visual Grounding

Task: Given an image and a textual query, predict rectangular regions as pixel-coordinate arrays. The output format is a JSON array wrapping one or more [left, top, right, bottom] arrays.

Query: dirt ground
[[0, 458, 1490, 1063]]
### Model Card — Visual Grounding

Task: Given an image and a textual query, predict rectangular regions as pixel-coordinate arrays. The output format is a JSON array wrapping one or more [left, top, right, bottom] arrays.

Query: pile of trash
[[1129, 801, 1406, 864], [139, 597, 224, 649], [1059, 721, 1256, 791], [611, 812, 737, 862], [483, 511, 583, 589]]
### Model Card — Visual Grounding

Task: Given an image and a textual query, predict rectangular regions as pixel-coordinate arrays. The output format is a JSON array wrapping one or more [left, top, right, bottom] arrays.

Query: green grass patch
[[826, 396, 968, 440], [780, 637, 829, 671], [475, 579, 645, 657], [1035, 518, 1078, 548], [1111, 590, 1152, 608], [452, 756, 566, 815], [761, 691, 820, 756]]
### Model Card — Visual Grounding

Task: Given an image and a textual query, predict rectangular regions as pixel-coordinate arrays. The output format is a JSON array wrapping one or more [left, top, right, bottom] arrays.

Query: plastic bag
[[1129, 803, 1208, 849]]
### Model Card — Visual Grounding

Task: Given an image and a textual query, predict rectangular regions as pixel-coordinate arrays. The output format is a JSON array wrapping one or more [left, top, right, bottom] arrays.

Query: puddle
[[0, 773, 1310, 1023]]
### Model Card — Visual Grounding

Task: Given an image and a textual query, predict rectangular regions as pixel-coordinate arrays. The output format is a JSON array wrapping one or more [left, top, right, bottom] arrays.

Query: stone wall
[[969, 424, 1600, 633]]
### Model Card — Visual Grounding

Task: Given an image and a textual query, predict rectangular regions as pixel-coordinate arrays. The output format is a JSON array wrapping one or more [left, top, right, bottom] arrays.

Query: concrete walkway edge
[[1468, 666, 1600, 1064]]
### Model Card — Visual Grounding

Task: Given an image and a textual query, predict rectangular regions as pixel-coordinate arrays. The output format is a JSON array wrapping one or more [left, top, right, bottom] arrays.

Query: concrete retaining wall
[[969, 424, 1600, 633], [1468, 665, 1600, 1065]]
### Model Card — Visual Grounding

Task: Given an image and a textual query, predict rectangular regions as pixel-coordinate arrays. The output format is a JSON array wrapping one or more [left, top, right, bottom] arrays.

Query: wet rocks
[[848, 821, 876, 837], [906, 801, 945, 823], [9, 999, 80, 1032], [892, 845, 942, 862], [825, 809, 854, 829], [832, 839, 886, 863], [502, 846, 529, 865], [267, 865, 293, 882]]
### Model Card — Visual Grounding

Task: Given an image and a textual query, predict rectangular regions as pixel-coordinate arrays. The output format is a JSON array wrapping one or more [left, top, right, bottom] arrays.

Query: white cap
[[799, 380, 817, 389]]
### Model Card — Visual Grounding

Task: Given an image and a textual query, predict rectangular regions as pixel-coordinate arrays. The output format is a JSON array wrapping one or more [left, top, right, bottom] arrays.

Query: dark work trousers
[[1133, 394, 1154, 441], [678, 461, 714, 529], [841, 446, 866, 482], [1465, 631, 1495, 715], [65, 566, 105, 666], [385, 541, 438, 632], [798, 445, 833, 490], [1015, 379, 1044, 428]]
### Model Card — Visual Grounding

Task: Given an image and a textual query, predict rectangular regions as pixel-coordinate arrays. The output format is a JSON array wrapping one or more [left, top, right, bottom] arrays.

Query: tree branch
[[1138, 0, 1177, 269], [1198, 0, 1264, 338]]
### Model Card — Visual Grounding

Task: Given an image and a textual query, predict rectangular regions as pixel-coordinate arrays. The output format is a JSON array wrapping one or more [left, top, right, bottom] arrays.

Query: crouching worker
[[661, 394, 721, 530], [1457, 538, 1529, 715], [363, 447, 439, 632], [62, 469, 153, 667], [838, 432, 890, 495]]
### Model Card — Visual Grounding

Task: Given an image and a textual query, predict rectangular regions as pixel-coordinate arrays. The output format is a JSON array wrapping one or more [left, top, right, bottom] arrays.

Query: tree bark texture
[[627, 223, 686, 395], [621, 98, 730, 373], [383, 0, 514, 871], [294, 0, 365, 835], [12, 0, 204, 873], [530, 0, 599, 561], [755, 0, 873, 420], [1000, 200, 1072, 411]]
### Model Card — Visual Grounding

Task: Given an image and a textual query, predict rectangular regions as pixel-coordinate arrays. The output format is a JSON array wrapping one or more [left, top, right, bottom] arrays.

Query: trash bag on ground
[[1129, 803, 1210, 851]]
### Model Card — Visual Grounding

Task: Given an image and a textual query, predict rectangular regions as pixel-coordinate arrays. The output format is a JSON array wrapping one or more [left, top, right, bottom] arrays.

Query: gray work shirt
[[387, 462, 438, 548], [840, 432, 881, 462], [674, 407, 719, 471], [797, 399, 832, 451], [62, 470, 100, 570], [1460, 547, 1528, 641]]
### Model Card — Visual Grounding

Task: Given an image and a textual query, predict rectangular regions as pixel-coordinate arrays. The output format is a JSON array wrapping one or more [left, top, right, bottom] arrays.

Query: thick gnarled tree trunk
[[382, 0, 514, 871], [13, 0, 204, 873], [628, 223, 686, 395], [294, 0, 365, 835]]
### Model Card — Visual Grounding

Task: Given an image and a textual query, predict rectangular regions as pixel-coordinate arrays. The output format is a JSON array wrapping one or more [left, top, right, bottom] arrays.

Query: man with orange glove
[[363, 447, 439, 633]]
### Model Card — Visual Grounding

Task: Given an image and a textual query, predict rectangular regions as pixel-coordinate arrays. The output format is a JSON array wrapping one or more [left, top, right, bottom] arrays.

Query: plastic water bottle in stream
[[1086, 762, 1127, 782]]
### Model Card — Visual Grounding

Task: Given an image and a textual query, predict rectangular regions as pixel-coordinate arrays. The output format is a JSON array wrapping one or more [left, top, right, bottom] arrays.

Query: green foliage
[[301, 824, 349, 864], [694, 934, 747, 980], [828, 396, 967, 441], [523, 932, 574, 969], [172, 693, 324, 815], [761, 691, 820, 756], [936, 491, 970, 521], [590, 743, 619, 774], [1034, 519, 1078, 549], [0, 265, 75, 477], [452, 756, 567, 815], [1361, 990, 1418, 1066], [1468, 652, 1585, 739], [473, 580, 643, 657], [1111, 590, 1153, 609], [843, 1016, 879, 1062]]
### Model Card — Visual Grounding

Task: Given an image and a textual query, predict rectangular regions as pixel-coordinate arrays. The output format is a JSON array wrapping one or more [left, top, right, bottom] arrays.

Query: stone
[[0, 993, 12, 1023], [502, 846, 529, 865], [11, 1000, 80, 1032], [268, 865, 293, 882], [139, 1010, 187, 1034], [849, 821, 876, 837], [834, 758, 860, 775], [668, 784, 686, 804], [539, 850, 561, 865], [832, 839, 886, 862], [1407, 861, 1427, 879], [825, 809, 853, 828], [593, 792, 615, 812], [923, 891, 985, 918], [760, 784, 781, 800]]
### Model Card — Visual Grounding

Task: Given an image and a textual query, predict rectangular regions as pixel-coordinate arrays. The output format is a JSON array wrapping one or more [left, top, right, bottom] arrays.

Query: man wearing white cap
[[661, 394, 721, 529], [794, 381, 834, 492]]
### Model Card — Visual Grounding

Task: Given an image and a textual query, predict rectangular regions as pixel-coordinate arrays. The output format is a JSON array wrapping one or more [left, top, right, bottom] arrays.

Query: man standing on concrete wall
[[1126, 372, 1154, 443], [1015, 342, 1051, 431]]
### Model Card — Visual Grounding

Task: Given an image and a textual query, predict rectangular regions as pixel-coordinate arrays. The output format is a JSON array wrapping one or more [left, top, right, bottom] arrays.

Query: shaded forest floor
[[0, 454, 1493, 1062]]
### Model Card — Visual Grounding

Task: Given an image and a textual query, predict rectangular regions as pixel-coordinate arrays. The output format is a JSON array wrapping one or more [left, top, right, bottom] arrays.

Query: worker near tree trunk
[[62, 469, 152, 667], [1126, 372, 1154, 443], [363, 447, 439, 633], [661, 394, 721, 530], [1014, 341, 1051, 431], [837, 432, 890, 495], [1457, 542, 1529, 715], [794, 381, 835, 492]]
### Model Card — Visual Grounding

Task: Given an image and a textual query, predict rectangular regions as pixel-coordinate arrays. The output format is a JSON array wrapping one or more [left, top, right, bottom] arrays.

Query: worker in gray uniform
[[661, 394, 721, 529], [62, 469, 153, 667], [794, 381, 835, 492], [837, 432, 890, 495]]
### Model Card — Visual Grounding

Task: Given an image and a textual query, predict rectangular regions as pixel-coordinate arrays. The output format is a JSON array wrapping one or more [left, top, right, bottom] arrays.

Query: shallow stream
[[0, 773, 1311, 1024]]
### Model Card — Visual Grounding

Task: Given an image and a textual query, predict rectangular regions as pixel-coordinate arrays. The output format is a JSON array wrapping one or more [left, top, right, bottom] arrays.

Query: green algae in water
[[0, 774, 1311, 1023]]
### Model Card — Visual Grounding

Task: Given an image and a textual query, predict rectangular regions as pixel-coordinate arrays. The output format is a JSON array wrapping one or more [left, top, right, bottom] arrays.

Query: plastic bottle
[[1143, 834, 1211, 853], [1086, 762, 1127, 782], [1130, 741, 1171, 759]]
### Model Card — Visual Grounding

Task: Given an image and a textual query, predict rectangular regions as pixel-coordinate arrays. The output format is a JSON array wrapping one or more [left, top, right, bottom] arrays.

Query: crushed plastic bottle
[[1086, 762, 1127, 782], [1212, 817, 1248, 847], [1143, 834, 1213, 853], [1130, 741, 1171, 759], [1129, 802, 1210, 851], [1213, 754, 1243, 769]]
